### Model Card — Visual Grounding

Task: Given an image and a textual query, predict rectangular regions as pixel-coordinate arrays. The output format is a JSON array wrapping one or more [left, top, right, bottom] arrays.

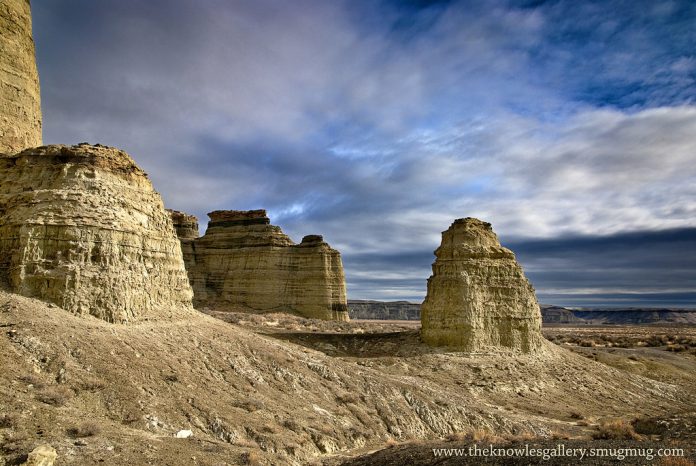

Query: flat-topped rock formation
[[0, 144, 194, 322], [0, 0, 42, 153], [421, 218, 543, 352], [170, 209, 349, 321]]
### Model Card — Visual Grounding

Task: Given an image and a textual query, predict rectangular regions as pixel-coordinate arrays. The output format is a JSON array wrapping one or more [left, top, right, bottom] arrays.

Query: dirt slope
[[0, 291, 690, 465]]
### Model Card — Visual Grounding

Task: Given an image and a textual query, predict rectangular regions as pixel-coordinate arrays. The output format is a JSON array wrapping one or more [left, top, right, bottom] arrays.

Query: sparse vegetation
[[283, 419, 302, 433], [593, 419, 642, 440], [632, 416, 668, 435], [545, 330, 696, 352], [0, 413, 17, 428], [0, 430, 29, 455], [469, 428, 504, 443], [67, 422, 101, 437], [18, 373, 45, 389], [658, 458, 696, 466], [240, 450, 261, 465], [79, 377, 106, 391], [234, 399, 264, 412], [336, 392, 360, 404], [37, 386, 72, 406]]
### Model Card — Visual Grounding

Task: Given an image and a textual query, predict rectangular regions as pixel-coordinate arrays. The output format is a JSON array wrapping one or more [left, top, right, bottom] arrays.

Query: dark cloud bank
[[30, 0, 696, 307]]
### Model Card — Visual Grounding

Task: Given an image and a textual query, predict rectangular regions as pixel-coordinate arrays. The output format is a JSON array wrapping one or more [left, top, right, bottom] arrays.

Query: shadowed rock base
[[421, 218, 543, 352]]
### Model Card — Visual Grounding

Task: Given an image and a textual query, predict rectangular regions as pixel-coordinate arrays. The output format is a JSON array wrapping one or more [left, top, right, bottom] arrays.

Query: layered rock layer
[[171, 209, 349, 321], [421, 218, 543, 352], [0, 144, 194, 322], [0, 0, 41, 153], [167, 209, 198, 267]]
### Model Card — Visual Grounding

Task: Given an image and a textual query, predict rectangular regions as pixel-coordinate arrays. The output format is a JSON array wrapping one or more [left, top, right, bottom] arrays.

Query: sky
[[31, 0, 696, 307]]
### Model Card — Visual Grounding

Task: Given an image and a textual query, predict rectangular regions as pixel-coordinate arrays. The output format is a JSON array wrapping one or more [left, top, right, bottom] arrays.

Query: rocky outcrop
[[171, 209, 349, 321], [22, 444, 57, 466], [421, 218, 543, 352], [0, 144, 194, 323], [1, 0, 42, 154]]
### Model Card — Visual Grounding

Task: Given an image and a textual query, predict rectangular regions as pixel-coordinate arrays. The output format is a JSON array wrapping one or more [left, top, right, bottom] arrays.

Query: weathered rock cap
[[436, 217, 515, 260], [208, 209, 270, 227], [168, 209, 199, 240], [301, 235, 324, 245], [6, 143, 145, 178]]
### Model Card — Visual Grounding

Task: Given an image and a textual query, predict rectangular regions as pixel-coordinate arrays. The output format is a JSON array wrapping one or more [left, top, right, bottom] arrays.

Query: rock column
[[421, 218, 543, 352], [0, 0, 42, 153]]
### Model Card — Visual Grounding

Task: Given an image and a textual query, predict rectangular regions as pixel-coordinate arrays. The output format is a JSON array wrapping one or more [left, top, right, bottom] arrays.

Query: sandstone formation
[[421, 218, 543, 352], [0, 144, 194, 323], [170, 209, 349, 321], [0, 0, 42, 154]]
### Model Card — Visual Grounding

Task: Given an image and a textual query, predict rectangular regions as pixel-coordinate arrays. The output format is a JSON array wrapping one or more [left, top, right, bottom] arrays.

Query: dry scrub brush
[[593, 419, 642, 440], [67, 422, 101, 437]]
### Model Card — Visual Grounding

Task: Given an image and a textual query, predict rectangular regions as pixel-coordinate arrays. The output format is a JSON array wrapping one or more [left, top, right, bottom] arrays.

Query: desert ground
[[3, 292, 695, 465]]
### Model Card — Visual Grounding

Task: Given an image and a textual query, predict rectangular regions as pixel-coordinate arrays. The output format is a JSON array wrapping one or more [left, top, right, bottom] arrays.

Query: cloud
[[31, 0, 696, 305]]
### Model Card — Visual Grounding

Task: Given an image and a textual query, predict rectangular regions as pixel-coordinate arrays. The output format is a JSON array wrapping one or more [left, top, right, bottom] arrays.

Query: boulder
[[421, 218, 543, 352], [170, 209, 349, 321], [0, 0, 42, 154], [0, 144, 194, 323], [22, 444, 56, 466]]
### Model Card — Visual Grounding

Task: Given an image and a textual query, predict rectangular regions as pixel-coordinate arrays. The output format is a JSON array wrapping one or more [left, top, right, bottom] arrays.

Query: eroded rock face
[[0, 144, 194, 322], [1, 0, 42, 154], [421, 218, 543, 352], [171, 209, 349, 321]]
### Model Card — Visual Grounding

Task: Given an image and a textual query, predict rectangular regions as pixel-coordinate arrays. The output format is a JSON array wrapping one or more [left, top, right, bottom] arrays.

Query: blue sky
[[31, 0, 696, 307]]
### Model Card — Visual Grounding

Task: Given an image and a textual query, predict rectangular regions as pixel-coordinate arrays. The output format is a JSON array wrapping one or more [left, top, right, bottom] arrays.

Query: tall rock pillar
[[0, 0, 42, 154], [421, 218, 543, 353]]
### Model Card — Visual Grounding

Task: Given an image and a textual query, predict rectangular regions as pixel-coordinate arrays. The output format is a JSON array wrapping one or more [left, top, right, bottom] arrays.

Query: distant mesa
[[170, 209, 349, 321], [421, 217, 543, 352], [0, 144, 194, 323], [0, 0, 42, 154], [348, 300, 421, 320]]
